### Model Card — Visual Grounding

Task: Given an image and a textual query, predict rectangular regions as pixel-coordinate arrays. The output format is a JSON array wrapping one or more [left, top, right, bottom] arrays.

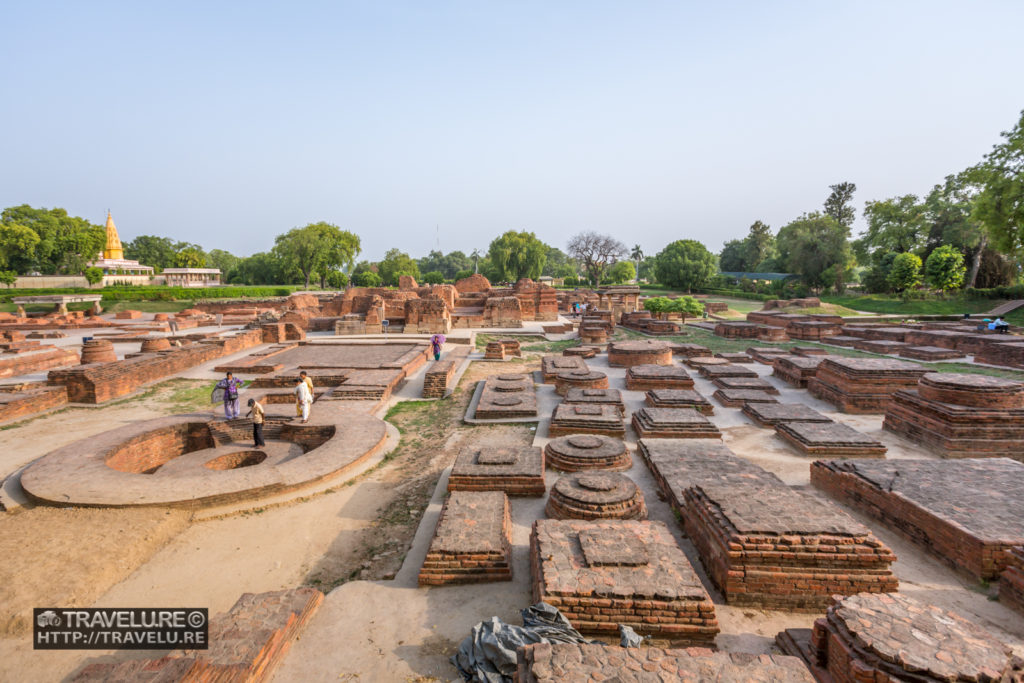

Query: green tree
[[653, 240, 716, 292], [83, 266, 104, 286], [967, 109, 1024, 258], [718, 239, 747, 271], [378, 249, 420, 286], [0, 223, 41, 272], [567, 231, 627, 287], [417, 250, 472, 279], [486, 230, 548, 282], [175, 246, 207, 268], [124, 235, 177, 271], [924, 245, 966, 293], [743, 220, 775, 268], [453, 269, 473, 281], [824, 182, 857, 228], [0, 270, 17, 288], [353, 271, 382, 287], [629, 245, 644, 281], [325, 270, 348, 289], [862, 195, 927, 255], [0, 205, 105, 274], [421, 270, 445, 284], [888, 252, 922, 292], [606, 260, 635, 284], [273, 222, 361, 288], [862, 252, 897, 293], [922, 173, 986, 288], [206, 249, 240, 276], [777, 213, 851, 291], [227, 252, 297, 285], [542, 246, 577, 278]]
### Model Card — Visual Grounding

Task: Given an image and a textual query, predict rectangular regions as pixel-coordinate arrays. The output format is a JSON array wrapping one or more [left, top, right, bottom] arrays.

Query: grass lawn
[[0, 300, 195, 314], [821, 294, 1003, 317]]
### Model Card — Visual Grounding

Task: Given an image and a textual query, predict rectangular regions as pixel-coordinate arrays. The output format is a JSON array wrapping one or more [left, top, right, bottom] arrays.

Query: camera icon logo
[[37, 611, 61, 628]]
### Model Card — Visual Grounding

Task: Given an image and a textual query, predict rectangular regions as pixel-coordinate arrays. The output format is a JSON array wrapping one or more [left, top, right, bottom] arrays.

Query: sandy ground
[[1, 336, 1022, 682]]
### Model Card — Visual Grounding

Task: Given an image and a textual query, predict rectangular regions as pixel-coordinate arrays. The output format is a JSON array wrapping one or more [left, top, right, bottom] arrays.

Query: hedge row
[[0, 285, 302, 303], [696, 288, 773, 301]]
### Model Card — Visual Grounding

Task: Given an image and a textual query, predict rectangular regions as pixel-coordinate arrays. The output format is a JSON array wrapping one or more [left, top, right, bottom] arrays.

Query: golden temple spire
[[103, 210, 124, 260]]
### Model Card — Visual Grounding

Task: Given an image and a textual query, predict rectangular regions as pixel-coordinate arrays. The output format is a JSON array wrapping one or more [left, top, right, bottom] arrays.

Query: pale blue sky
[[2, 1, 1022, 261]]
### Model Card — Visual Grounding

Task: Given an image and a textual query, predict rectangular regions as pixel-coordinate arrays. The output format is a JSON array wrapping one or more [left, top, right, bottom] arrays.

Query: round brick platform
[[579, 327, 608, 344], [544, 435, 631, 471], [607, 340, 672, 367], [140, 337, 172, 353], [81, 339, 117, 365], [545, 472, 647, 520], [490, 373, 532, 392], [554, 370, 609, 396], [917, 372, 1024, 409]]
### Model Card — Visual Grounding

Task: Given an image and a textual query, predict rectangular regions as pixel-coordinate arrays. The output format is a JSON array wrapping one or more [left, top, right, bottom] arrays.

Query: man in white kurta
[[294, 376, 312, 423]]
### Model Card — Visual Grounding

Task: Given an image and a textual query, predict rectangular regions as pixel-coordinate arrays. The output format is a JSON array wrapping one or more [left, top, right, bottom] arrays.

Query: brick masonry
[[543, 434, 631, 472], [810, 458, 1024, 581], [554, 369, 609, 397], [807, 357, 927, 414], [0, 345, 79, 379], [772, 356, 828, 388], [418, 490, 513, 585], [623, 364, 694, 391], [545, 472, 647, 520], [448, 446, 546, 496], [644, 389, 714, 414], [1001, 546, 1024, 617], [711, 388, 779, 409], [776, 593, 1023, 683], [516, 643, 815, 682], [741, 402, 832, 428], [422, 360, 457, 398], [775, 421, 886, 458], [542, 355, 588, 383], [631, 407, 721, 439], [530, 519, 720, 643], [549, 403, 626, 438], [476, 373, 538, 419], [562, 388, 625, 416], [0, 382, 68, 424], [73, 588, 324, 683], [711, 376, 779, 394], [607, 340, 673, 367]]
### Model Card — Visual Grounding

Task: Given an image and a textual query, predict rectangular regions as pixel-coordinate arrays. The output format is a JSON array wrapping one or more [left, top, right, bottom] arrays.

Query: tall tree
[[206, 249, 240, 277], [174, 246, 207, 268], [824, 182, 857, 229], [888, 252, 922, 292], [629, 245, 644, 281], [486, 230, 548, 282], [542, 246, 577, 278], [922, 173, 986, 288], [653, 240, 716, 292], [862, 195, 927, 255], [124, 235, 177, 271], [272, 222, 360, 288], [567, 231, 627, 287], [718, 239, 747, 271], [377, 248, 420, 286], [924, 245, 966, 293], [1, 205, 105, 274], [777, 213, 851, 291], [967, 109, 1024, 259], [742, 220, 775, 268], [0, 223, 41, 272]]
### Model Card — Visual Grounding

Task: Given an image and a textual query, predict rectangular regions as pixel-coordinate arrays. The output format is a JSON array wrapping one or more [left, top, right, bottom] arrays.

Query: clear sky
[[2, 1, 1022, 262]]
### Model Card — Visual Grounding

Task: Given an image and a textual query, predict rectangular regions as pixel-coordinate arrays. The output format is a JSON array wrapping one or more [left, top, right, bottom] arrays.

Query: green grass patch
[[821, 294, 1001, 317]]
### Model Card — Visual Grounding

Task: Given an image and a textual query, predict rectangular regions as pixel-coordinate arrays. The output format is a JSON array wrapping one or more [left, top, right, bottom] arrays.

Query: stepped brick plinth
[[476, 373, 537, 419], [905, 328, 969, 349], [418, 491, 512, 585], [786, 320, 841, 341], [776, 593, 1023, 683], [549, 403, 625, 438], [715, 321, 759, 339], [807, 357, 927, 413], [757, 325, 790, 342], [562, 346, 596, 358], [517, 643, 815, 683], [1001, 546, 1024, 616], [554, 369, 608, 396], [684, 356, 729, 369], [422, 359, 457, 398], [139, 337, 171, 353], [791, 345, 828, 356], [742, 402, 832, 428], [711, 376, 779, 394], [639, 439, 896, 610], [714, 351, 752, 362], [545, 472, 647, 520], [73, 588, 324, 683], [80, 338, 117, 365], [669, 342, 710, 357], [821, 335, 861, 347], [644, 389, 714, 414], [899, 344, 965, 360], [698, 363, 758, 380], [607, 340, 672, 367], [852, 338, 908, 354], [578, 326, 608, 344], [976, 341, 1024, 368], [448, 445, 545, 496], [632, 407, 721, 438], [500, 338, 522, 356], [542, 355, 587, 382], [773, 355, 827, 388], [776, 421, 886, 457], [712, 388, 779, 408], [624, 364, 694, 391], [484, 340, 506, 360], [530, 519, 719, 642], [544, 434, 631, 471], [811, 458, 1024, 580], [562, 388, 625, 415], [883, 373, 1024, 459], [855, 326, 908, 341], [747, 346, 792, 364]]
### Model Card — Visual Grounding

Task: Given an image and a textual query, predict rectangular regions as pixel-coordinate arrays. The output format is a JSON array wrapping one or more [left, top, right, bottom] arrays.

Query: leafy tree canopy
[[824, 182, 857, 228], [654, 239, 716, 292], [776, 213, 851, 291], [606, 260, 635, 284], [888, 252, 922, 292], [487, 230, 547, 282], [567, 231, 627, 287], [924, 245, 966, 292], [377, 248, 420, 286], [0, 205, 105, 274], [967, 109, 1024, 258], [862, 195, 927, 256]]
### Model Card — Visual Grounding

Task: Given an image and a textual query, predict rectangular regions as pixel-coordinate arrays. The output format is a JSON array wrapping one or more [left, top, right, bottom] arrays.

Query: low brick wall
[[0, 346, 79, 379], [1001, 546, 1024, 616], [422, 360, 456, 398], [418, 491, 512, 585], [0, 383, 68, 423]]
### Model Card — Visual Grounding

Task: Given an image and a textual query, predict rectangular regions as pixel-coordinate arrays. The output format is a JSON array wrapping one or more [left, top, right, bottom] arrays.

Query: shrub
[[421, 271, 445, 284], [924, 245, 966, 293], [325, 270, 348, 289], [353, 271, 382, 288], [887, 252, 922, 292], [83, 267, 104, 286]]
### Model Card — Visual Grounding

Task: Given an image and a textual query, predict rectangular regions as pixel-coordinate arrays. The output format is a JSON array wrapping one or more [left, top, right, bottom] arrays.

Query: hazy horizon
[[2, 1, 1022, 262]]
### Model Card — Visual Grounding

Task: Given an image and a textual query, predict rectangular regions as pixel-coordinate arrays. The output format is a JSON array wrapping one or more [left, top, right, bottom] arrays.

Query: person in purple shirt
[[216, 372, 243, 419]]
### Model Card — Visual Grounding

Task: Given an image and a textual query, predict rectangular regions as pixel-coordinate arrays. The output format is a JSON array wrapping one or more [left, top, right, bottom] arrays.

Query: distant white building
[[161, 268, 222, 288]]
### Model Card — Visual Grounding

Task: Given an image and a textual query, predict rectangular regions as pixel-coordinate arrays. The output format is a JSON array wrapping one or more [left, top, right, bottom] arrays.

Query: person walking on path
[[430, 334, 445, 361], [295, 375, 312, 423], [215, 372, 243, 419], [246, 398, 266, 447], [296, 371, 314, 417]]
